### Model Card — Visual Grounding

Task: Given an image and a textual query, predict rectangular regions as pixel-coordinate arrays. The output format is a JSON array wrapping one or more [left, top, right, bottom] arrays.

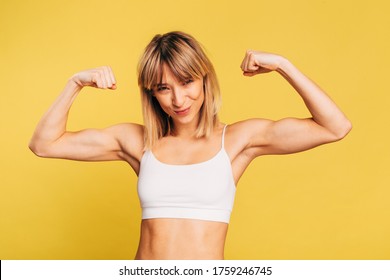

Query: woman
[[29, 31, 352, 259]]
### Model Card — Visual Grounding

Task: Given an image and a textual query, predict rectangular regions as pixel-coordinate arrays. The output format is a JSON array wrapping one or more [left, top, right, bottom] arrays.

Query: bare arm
[[238, 51, 352, 157], [29, 66, 143, 163]]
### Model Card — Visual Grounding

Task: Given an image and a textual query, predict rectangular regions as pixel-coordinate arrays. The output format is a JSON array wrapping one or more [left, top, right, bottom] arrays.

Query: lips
[[174, 106, 190, 116]]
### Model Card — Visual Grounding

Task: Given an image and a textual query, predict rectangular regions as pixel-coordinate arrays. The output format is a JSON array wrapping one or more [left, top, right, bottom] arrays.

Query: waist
[[135, 218, 228, 260], [142, 206, 231, 223]]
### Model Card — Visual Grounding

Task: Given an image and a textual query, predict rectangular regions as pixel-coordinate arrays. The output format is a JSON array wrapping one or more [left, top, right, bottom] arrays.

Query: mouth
[[173, 106, 191, 116]]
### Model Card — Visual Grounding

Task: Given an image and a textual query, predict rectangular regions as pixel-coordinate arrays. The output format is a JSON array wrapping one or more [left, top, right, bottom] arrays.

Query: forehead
[[157, 63, 193, 85], [160, 64, 177, 83]]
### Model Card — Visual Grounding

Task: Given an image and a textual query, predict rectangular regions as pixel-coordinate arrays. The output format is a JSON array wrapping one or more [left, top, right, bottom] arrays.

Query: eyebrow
[[154, 77, 194, 88], [155, 83, 168, 87]]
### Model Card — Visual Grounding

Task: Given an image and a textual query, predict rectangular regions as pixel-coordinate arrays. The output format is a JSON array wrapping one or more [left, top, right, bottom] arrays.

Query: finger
[[91, 71, 102, 88], [107, 66, 117, 86], [102, 66, 112, 88], [246, 51, 259, 72], [241, 50, 252, 71], [104, 66, 117, 90], [248, 62, 260, 72], [244, 67, 271, 76], [240, 54, 246, 71], [244, 51, 252, 71], [246, 61, 258, 72], [241, 50, 251, 72], [243, 71, 256, 77], [98, 70, 107, 89]]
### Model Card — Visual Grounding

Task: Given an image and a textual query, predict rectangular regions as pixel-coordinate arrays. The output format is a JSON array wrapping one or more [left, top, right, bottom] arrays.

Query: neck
[[171, 119, 200, 138], [172, 124, 197, 138]]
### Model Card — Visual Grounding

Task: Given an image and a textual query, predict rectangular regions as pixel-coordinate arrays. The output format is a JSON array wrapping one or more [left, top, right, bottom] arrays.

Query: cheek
[[155, 95, 168, 106], [190, 85, 205, 102]]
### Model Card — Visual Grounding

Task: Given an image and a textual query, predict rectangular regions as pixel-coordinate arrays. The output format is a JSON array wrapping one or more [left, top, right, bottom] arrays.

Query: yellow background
[[1, 0, 389, 259]]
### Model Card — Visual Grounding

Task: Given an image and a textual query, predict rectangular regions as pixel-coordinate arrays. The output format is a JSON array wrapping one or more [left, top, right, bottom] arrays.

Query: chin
[[172, 114, 198, 125]]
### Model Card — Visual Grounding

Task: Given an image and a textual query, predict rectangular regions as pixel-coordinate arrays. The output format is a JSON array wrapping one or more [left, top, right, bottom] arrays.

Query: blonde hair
[[137, 31, 221, 149]]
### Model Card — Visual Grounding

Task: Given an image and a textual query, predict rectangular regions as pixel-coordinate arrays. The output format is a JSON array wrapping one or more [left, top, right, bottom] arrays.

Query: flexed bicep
[[233, 118, 343, 159], [238, 50, 351, 157], [251, 118, 341, 156], [41, 123, 144, 162], [29, 67, 144, 167]]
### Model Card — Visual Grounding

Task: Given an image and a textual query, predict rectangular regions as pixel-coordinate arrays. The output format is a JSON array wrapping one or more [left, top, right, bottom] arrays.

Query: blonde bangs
[[139, 40, 205, 92]]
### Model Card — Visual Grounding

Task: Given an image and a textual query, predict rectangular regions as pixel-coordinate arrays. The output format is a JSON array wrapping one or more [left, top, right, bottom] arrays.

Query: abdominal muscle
[[135, 218, 228, 260]]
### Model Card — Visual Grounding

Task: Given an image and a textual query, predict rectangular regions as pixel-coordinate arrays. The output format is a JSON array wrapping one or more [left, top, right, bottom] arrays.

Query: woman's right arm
[[29, 66, 144, 163]]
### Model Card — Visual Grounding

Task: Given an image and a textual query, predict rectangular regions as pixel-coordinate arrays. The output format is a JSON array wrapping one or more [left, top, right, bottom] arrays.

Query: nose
[[172, 88, 185, 107]]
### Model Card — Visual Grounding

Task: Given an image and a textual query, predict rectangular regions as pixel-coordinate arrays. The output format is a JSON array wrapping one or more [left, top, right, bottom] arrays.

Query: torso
[[121, 122, 255, 259], [135, 219, 228, 259]]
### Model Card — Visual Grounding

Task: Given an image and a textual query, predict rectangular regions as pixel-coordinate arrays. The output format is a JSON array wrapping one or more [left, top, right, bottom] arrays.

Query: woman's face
[[153, 64, 204, 127]]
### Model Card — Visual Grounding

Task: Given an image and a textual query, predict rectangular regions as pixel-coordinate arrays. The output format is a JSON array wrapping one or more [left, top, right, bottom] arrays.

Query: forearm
[[276, 58, 352, 138], [29, 80, 81, 153]]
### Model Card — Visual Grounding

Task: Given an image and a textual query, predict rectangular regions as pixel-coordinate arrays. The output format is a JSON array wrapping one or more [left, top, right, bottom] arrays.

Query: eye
[[183, 79, 193, 85], [156, 85, 169, 92]]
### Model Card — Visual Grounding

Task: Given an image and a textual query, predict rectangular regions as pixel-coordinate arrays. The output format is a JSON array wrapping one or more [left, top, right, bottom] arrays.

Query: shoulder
[[106, 123, 145, 161], [111, 123, 144, 135], [103, 123, 144, 140]]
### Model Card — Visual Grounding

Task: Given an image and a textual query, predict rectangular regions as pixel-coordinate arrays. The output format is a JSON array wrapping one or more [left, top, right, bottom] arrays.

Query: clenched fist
[[70, 66, 117, 90], [240, 50, 285, 76]]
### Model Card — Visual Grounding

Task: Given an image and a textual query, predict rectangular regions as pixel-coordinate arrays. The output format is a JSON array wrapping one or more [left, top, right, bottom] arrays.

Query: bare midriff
[[135, 218, 228, 260]]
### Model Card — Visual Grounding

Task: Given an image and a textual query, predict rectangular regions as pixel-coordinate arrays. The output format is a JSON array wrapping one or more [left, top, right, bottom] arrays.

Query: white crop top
[[137, 125, 236, 224]]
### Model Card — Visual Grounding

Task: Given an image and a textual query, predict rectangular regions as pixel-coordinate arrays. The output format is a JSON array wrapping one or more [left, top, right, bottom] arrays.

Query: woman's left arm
[[239, 51, 352, 156]]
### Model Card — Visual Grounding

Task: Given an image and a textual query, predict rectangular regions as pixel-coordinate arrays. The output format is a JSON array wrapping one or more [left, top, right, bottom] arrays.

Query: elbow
[[332, 119, 352, 141], [28, 141, 41, 157], [28, 140, 49, 158]]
